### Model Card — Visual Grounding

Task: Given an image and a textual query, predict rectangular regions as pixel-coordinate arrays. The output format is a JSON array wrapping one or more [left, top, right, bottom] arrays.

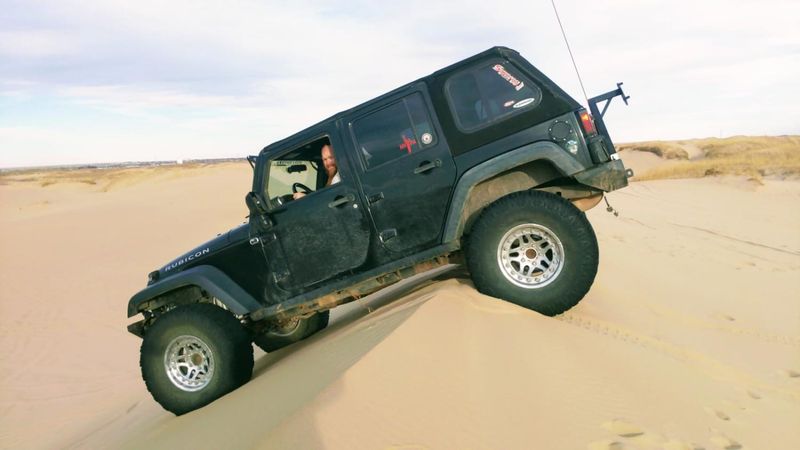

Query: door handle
[[414, 159, 442, 175], [328, 193, 355, 208]]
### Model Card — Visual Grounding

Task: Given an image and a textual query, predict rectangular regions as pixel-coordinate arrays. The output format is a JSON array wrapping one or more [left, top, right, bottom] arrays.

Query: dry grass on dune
[[617, 141, 690, 160], [623, 135, 800, 182], [0, 162, 245, 191]]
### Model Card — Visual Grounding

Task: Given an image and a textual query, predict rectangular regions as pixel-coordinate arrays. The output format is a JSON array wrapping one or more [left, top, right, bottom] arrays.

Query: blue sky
[[1, 0, 798, 168]]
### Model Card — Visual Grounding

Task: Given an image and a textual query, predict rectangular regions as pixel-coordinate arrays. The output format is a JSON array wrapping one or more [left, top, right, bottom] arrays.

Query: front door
[[257, 134, 370, 291], [348, 89, 456, 254]]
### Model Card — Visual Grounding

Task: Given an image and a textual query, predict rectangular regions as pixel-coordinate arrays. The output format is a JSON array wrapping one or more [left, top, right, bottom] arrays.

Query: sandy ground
[[617, 150, 666, 175], [1, 161, 798, 450]]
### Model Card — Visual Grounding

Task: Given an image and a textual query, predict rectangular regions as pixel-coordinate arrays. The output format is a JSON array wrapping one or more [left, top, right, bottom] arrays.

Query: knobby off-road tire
[[140, 303, 254, 415], [466, 190, 599, 316], [253, 310, 330, 353]]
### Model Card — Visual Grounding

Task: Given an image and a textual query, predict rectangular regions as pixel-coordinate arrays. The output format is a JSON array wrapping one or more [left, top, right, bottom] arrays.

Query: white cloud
[[60, 85, 242, 111], [0, 30, 78, 58]]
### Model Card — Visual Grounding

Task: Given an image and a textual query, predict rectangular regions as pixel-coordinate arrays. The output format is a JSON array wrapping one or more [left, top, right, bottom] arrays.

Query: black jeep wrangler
[[128, 46, 631, 415]]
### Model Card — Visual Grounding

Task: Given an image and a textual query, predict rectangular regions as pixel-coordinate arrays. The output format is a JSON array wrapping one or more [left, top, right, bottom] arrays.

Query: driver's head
[[321, 144, 337, 174]]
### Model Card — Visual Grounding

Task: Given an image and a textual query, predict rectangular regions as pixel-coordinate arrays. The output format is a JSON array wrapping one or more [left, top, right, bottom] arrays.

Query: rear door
[[348, 87, 456, 254]]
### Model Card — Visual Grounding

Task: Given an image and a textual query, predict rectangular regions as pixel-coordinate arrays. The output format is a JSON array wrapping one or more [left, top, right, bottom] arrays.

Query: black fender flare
[[442, 141, 585, 243], [127, 265, 262, 317]]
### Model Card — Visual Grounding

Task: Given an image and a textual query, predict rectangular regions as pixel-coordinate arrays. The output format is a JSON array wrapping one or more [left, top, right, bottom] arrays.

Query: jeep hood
[[155, 224, 248, 281]]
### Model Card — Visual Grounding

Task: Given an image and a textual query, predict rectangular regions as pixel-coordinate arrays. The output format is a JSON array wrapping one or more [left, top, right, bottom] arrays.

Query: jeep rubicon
[[128, 46, 632, 415]]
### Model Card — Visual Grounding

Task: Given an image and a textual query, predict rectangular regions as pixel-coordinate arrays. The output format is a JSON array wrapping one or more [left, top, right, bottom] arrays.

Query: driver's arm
[[293, 192, 306, 200]]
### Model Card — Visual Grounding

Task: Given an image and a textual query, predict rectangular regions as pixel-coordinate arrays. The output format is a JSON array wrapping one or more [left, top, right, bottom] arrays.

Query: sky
[[1, 0, 798, 168]]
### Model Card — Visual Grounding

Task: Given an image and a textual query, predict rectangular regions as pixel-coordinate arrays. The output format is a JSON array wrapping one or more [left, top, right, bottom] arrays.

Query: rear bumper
[[573, 159, 633, 192]]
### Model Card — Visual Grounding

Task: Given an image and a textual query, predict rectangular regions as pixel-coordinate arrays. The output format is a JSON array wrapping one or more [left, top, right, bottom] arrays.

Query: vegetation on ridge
[[620, 136, 800, 182]]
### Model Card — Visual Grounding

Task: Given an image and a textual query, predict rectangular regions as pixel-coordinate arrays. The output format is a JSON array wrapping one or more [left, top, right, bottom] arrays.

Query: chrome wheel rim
[[497, 223, 564, 289], [164, 335, 215, 392]]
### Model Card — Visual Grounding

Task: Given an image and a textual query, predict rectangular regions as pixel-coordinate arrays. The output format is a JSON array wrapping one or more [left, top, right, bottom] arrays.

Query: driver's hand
[[293, 192, 306, 200]]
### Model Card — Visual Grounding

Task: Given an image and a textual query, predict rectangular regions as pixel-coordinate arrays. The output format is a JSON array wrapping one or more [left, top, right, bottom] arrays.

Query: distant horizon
[[0, 156, 245, 172]]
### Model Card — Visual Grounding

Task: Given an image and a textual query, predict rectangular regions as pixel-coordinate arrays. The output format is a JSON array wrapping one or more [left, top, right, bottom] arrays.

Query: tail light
[[579, 110, 596, 135]]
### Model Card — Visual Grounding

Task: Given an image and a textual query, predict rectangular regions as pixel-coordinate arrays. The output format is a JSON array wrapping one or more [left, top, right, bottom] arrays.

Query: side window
[[352, 92, 436, 170], [445, 61, 542, 132]]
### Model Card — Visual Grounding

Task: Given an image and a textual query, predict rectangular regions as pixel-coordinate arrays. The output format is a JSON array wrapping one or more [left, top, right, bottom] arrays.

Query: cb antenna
[[550, 0, 589, 106]]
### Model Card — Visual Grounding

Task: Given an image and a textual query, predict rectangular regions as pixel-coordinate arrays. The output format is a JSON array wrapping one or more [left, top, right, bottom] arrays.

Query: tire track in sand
[[557, 312, 800, 403]]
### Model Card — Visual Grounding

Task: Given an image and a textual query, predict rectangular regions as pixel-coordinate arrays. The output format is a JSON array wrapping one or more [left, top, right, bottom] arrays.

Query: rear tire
[[253, 310, 330, 352], [140, 303, 253, 415], [466, 190, 598, 316]]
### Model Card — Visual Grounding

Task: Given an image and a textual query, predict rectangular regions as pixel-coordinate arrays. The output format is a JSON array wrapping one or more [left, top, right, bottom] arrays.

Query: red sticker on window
[[399, 135, 417, 154], [493, 64, 525, 91]]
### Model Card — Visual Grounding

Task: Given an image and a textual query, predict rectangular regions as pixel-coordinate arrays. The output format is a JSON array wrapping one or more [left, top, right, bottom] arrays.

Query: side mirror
[[245, 191, 269, 215]]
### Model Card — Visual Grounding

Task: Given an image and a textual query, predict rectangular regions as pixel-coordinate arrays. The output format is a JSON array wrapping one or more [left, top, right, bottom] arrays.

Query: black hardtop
[[258, 46, 574, 159]]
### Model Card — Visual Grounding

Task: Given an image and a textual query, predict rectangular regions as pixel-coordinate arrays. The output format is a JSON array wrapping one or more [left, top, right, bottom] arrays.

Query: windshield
[[262, 136, 336, 203], [266, 159, 318, 199]]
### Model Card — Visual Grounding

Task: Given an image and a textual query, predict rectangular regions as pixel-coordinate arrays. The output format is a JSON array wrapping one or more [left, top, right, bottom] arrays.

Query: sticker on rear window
[[493, 64, 525, 91], [513, 98, 536, 108]]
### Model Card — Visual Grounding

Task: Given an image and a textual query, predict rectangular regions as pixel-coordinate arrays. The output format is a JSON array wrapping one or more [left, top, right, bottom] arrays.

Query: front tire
[[253, 310, 330, 352], [140, 303, 254, 415], [466, 190, 599, 316]]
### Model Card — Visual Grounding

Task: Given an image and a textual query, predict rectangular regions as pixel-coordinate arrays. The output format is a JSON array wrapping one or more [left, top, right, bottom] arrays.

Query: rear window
[[445, 61, 542, 132]]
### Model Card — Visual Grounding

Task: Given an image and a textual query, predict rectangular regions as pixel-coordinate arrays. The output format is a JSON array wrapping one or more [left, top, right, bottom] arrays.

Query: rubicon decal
[[163, 247, 211, 272]]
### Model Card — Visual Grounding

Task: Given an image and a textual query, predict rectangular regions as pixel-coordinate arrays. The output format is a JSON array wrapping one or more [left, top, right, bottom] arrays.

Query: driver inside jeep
[[293, 144, 340, 199]]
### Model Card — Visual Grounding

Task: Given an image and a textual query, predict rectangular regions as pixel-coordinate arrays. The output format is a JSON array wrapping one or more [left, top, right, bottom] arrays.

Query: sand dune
[[618, 135, 800, 182], [1, 161, 798, 449]]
